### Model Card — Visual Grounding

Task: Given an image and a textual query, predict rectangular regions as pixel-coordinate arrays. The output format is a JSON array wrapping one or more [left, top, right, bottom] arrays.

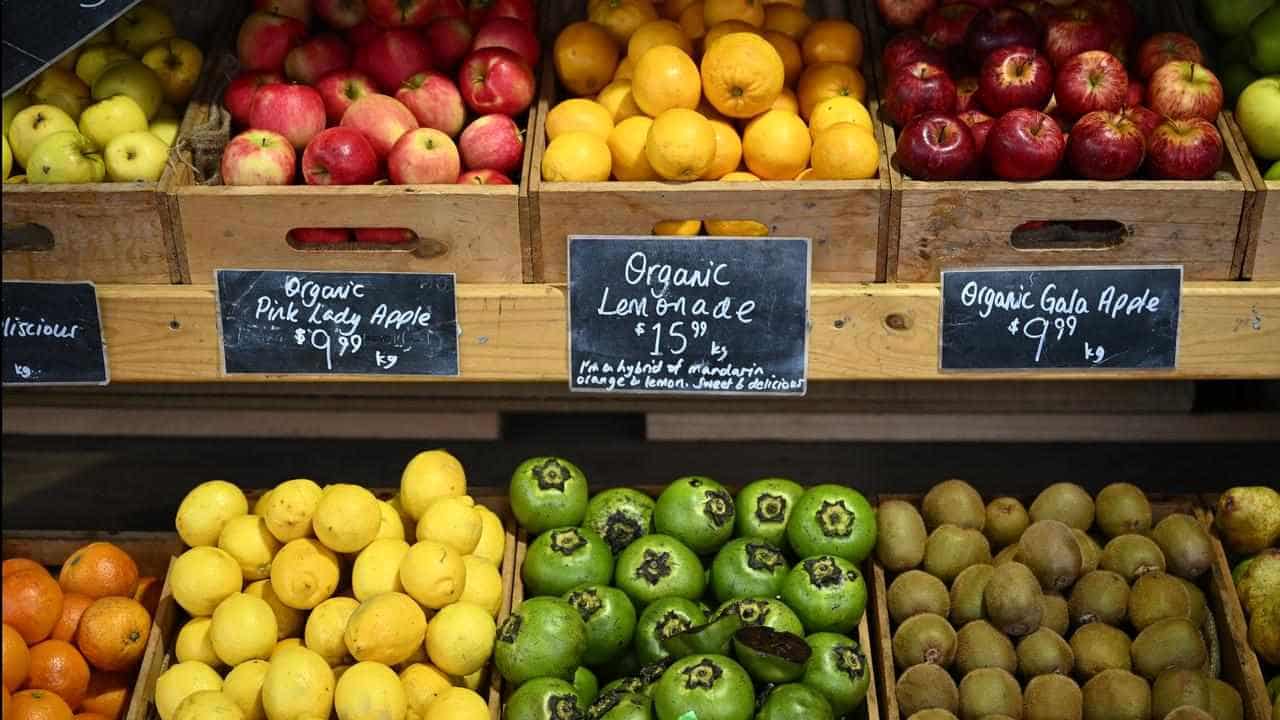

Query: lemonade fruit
[[589, 0, 660, 44], [305, 597, 360, 666], [262, 646, 335, 720], [399, 664, 452, 720], [797, 62, 865, 119], [270, 539, 340, 610], [546, 99, 615, 141], [400, 451, 466, 522], [763, 30, 803, 87], [554, 22, 620, 97], [156, 661, 223, 720], [222, 660, 269, 720], [424, 603, 496, 677], [334, 662, 407, 720], [597, 81, 642, 122], [352, 539, 410, 600], [705, 21, 759, 53], [704, 0, 766, 28], [176, 480, 249, 548], [608, 116, 658, 181], [703, 119, 743, 179], [802, 19, 863, 66], [632, 45, 702, 116], [175, 617, 221, 668], [679, 2, 708, 42], [218, 515, 280, 581], [400, 541, 466, 609], [344, 592, 427, 665], [646, 108, 717, 180], [313, 484, 381, 554], [210, 592, 278, 665], [614, 56, 635, 80], [263, 479, 323, 542], [375, 501, 406, 542], [742, 109, 811, 179], [422, 688, 487, 720], [459, 556, 504, 617], [244, 580, 305, 640], [628, 20, 693, 59], [171, 546, 242, 616], [541, 132, 613, 182], [809, 95, 872, 137], [173, 690, 243, 720], [654, 219, 703, 235], [252, 491, 273, 517], [764, 4, 811, 38], [812, 122, 878, 180], [706, 172, 769, 235], [471, 506, 507, 568], [271, 638, 304, 658], [415, 497, 482, 555]]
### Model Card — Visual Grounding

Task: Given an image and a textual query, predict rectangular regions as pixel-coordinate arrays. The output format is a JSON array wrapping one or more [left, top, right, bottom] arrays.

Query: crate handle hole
[[1010, 220, 1129, 251], [3, 223, 54, 252], [651, 220, 771, 236], [287, 229, 448, 258]]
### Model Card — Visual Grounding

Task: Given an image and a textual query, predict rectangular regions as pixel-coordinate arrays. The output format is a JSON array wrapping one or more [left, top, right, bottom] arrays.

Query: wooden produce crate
[[869, 495, 1271, 720], [1222, 112, 1280, 281], [525, 0, 892, 283], [2, 1, 233, 285], [1, 530, 185, 720]]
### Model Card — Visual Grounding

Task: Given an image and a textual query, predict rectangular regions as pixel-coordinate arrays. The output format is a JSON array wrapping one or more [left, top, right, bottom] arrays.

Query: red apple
[[1125, 79, 1144, 107], [432, 0, 468, 20], [388, 128, 462, 183], [876, 0, 940, 28], [978, 45, 1053, 116], [1081, 0, 1136, 43], [303, 127, 380, 185], [1146, 118, 1223, 180], [1106, 35, 1130, 68], [882, 33, 948, 78], [1136, 32, 1203, 80], [292, 228, 352, 244], [965, 7, 1040, 62], [470, 0, 536, 28], [315, 70, 377, 124], [958, 109, 994, 156], [255, 0, 311, 23], [348, 18, 381, 47], [945, 0, 1004, 8], [237, 12, 308, 73], [1013, 0, 1055, 26], [1043, 13, 1110, 68], [396, 71, 467, 137], [1049, 109, 1075, 134], [425, 17, 475, 71], [355, 228, 416, 243], [458, 169, 513, 184], [315, 0, 368, 29], [472, 17, 541, 67], [1054, 50, 1127, 118], [285, 35, 352, 86], [923, 3, 981, 50], [1147, 61, 1222, 122], [221, 129, 297, 186], [1067, 110, 1145, 179], [987, 108, 1066, 180], [356, 29, 435, 93], [458, 113, 524, 173], [894, 112, 978, 180], [459, 47, 535, 115], [885, 61, 957, 127], [341, 93, 420, 156], [367, 0, 434, 27], [224, 70, 285, 127], [249, 83, 327, 150], [1121, 104, 1160, 141], [955, 75, 981, 113]]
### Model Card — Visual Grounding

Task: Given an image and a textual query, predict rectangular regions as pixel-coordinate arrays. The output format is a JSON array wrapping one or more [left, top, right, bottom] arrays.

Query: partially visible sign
[[2, 0, 142, 96], [2, 281, 108, 385]]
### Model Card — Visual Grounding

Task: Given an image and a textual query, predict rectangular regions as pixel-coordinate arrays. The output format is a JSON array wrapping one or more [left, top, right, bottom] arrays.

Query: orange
[[10, 690, 73, 720], [653, 220, 703, 234], [704, 0, 764, 28], [131, 578, 160, 617], [58, 545, 138, 602], [613, 56, 635, 80], [762, 4, 811, 39], [79, 673, 129, 720], [607, 116, 659, 181], [796, 62, 865, 119], [701, 32, 784, 118], [542, 132, 613, 182], [628, 20, 693, 59], [706, 172, 769, 235], [74, 714, 109, 720], [801, 19, 863, 67], [554, 22, 620, 97], [546, 99, 615, 141], [662, 0, 699, 20], [75, 598, 150, 673], [812, 122, 878, 180], [809, 95, 872, 138], [50, 595, 93, 644], [769, 87, 799, 114], [3, 560, 47, 579], [597, 80, 643, 122], [702, 119, 742, 179], [3, 570, 63, 645], [742, 109, 810, 179], [645, 108, 717, 180], [589, 0, 659, 44], [703, 20, 758, 53], [3, 624, 30, 691], [632, 45, 701, 116], [25, 641, 89, 710], [762, 31, 802, 87], [678, 2, 707, 43]]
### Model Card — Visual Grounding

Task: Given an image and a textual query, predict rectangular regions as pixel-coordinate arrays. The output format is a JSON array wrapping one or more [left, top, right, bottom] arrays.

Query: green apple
[[26, 131, 106, 184], [1237, 76, 1280, 159], [2, 136, 11, 180], [150, 118, 179, 145], [105, 130, 168, 182], [76, 45, 133, 86], [9, 104, 78, 168], [2, 92, 31, 137], [1201, 0, 1273, 37], [111, 4, 176, 56], [1266, 160, 1280, 179], [1249, 7, 1280, 73], [142, 38, 204, 105], [92, 60, 163, 119], [79, 95, 149, 150], [26, 67, 91, 121], [1223, 63, 1262, 102]]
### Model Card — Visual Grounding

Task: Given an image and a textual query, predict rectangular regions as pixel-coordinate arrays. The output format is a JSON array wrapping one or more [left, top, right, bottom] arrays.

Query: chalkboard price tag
[[216, 270, 459, 376], [940, 266, 1182, 371], [2, 0, 143, 96], [2, 281, 109, 385], [569, 236, 810, 395]]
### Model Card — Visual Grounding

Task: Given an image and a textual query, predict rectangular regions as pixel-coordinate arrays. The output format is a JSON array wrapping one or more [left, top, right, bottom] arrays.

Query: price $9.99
[[294, 327, 363, 369]]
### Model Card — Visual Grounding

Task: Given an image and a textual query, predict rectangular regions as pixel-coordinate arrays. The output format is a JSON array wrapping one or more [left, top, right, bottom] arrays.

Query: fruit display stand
[[1222, 111, 1280, 282]]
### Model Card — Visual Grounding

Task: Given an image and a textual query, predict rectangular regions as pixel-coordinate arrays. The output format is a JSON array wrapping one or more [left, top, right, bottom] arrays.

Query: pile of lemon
[[159, 450, 503, 720]]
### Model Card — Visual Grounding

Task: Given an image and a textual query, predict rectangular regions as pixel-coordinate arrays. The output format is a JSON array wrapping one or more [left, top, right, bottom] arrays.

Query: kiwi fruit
[[1070, 623, 1132, 679], [1151, 669, 1210, 720], [986, 498, 1031, 548], [1100, 534, 1166, 582], [1205, 678, 1244, 720], [955, 620, 1018, 676], [984, 562, 1044, 637], [894, 612, 958, 670], [1069, 570, 1130, 627], [950, 564, 995, 626], [1128, 571, 1192, 631], [1030, 483, 1096, 531], [1081, 669, 1151, 720], [910, 710, 960, 720], [926, 525, 993, 583], [1024, 674, 1083, 720], [1040, 594, 1069, 637], [879, 500, 929, 573], [1150, 514, 1213, 580], [923, 480, 987, 531], [1094, 483, 1152, 539], [1179, 578, 1209, 628], [1165, 707, 1215, 720], [890, 570, 952, 625], [1020, 520, 1084, 592], [959, 668, 1023, 720], [1017, 627, 1074, 677], [897, 662, 960, 717], [1130, 617, 1207, 680], [995, 545, 1023, 565], [1073, 530, 1102, 575]]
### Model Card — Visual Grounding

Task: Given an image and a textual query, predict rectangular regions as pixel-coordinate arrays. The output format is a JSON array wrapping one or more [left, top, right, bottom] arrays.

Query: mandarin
[[10, 690, 73, 720], [801, 19, 863, 66], [76, 598, 150, 672], [25, 641, 90, 710], [554, 22, 620, 97], [3, 624, 30, 691], [79, 673, 130, 720], [3, 570, 63, 645], [58, 545, 137, 601], [50, 595, 93, 645]]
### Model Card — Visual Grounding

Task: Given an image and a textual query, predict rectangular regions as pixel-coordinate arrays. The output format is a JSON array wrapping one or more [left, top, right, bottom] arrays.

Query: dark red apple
[[355, 29, 435, 93], [965, 7, 1040, 62], [366, 0, 433, 27], [876, 0, 940, 28], [1147, 61, 1222, 122], [425, 17, 475, 71], [355, 228, 416, 243], [1136, 32, 1203, 80], [347, 18, 381, 47], [978, 45, 1053, 116], [958, 108, 994, 156], [458, 47, 535, 115], [1044, 13, 1111, 68], [882, 33, 948, 78], [923, 3, 981, 50], [1081, 0, 1136, 43], [470, 0, 536, 28], [1121, 104, 1160, 141], [1146, 117, 1223, 180], [894, 112, 978, 180], [302, 127, 380, 185], [1125, 79, 1144, 107], [472, 17, 541, 67], [945, 0, 1005, 8], [1054, 50, 1128, 118], [955, 75, 981, 113], [1013, 0, 1055, 26], [1067, 110, 1145, 180], [987, 108, 1066, 180], [885, 61, 957, 126], [292, 228, 351, 244], [458, 168, 513, 184], [314, 0, 367, 30], [431, 0, 468, 20], [224, 70, 285, 127], [237, 12, 308, 73]]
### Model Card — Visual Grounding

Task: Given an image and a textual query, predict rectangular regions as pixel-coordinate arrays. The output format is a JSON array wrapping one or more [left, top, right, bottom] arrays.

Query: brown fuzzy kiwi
[[1017, 627, 1074, 678], [955, 619, 1018, 676], [995, 545, 1023, 565], [1100, 534, 1166, 583], [889, 570, 952, 625], [1094, 483, 1152, 539], [1150, 514, 1213, 581], [878, 500, 930, 573], [1130, 618, 1207, 681], [986, 497, 1030, 548], [1151, 669, 1210, 720], [1069, 570, 1130, 627], [1040, 594, 1069, 637], [925, 524, 993, 584], [1178, 578, 1209, 628], [1070, 623, 1132, 680], [897, 662, 960, 717], [1073, 529, 1102, 575], [1204, 678, 1244, 720], [1029, 483, 1096, 531], [1165, 707, 1215, 720], [893, 612, 958, 670], [984, 562, 1044, 637], [1081, 669, 1152, 720], [959, 668, 1023, 720], [950, 564, 995, 626], [1024, 674, 1083, 720], [1020, 520, 1084, 592], [1128, 571, 1192, 631], [923, 479, 987, 531]]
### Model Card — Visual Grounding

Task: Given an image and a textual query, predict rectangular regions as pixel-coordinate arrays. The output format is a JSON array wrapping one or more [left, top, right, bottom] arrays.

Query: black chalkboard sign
[[940, 266, 1182, 371], [216, 270, 459, 376], [2, 281, 108, 385], [2, 0, 142, 96], [569, 236, 810, 395]]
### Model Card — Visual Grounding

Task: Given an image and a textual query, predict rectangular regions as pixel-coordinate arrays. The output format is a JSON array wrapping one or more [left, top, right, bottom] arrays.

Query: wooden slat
[[1221, 112, 1279, 281]]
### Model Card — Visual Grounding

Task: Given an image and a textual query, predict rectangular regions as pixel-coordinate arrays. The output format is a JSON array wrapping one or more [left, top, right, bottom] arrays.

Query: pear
[[1216, 487, 1280, 554], [1250, 598, 1280, 666], [1238, 550, 1280, 616]]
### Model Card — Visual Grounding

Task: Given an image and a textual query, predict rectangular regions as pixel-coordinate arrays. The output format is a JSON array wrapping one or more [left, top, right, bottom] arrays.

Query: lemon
[[459, 556, 503, 617], [646, 107, 717, 181], [263, 478, 323, 542], [423, 688, 487, 720], [262, 645, 335, 720], [211, 592, 278, 665], [176, 480, 249, 548], [271, 638, 305, 658], [808, 95, 872, 138], [313, 484, 381, 554], [218, 514, 280, 581], [415, 497, 482, 555], [400, 664, 453, 720], [375, 501, 406, 542], [542, 131, 613, 182], [156, 661, 223, 720], [471, 506, 507, 568], [812, 121, 878, 180], [223, 660, 270, 720], [607, 116, 658, 181], [654, 219, 704, 235], [400, 541, 466, 609], [175, 617, 221, 668], [305, 597, 360, 666], [171, 546, 243, 616], [244, 579, 306, 639], [174, 690, 243, 720], [702, 118, 743, 180], [597, 80, 642, 123], [334, 662, 408, 720], [424, 603, 496, 677], [629, 19, 694, 59], [271, 538, 340, 610], [400, 450, 466, 521], [632, 45, 701, 116], [344, 592, 428, 665], [353, 539, 411, 601], [252, 490, 273, 516], [547, 98, 615, 141]]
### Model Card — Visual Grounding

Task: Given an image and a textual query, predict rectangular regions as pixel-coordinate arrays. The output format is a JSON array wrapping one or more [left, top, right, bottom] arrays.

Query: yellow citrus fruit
[[222, 660, 269, 720], [762, 31, 802, 87], [243, 580, 305, 640], [251, 491, 272, 516], [170, 546, 242, 616], [175, 617, 220, 668], [701, 32, 783, 119], [542, 131, 613, 182], [654, 219, 703, 234], [270, 538, 340, 610], [663, 0, 699, 20], [175, 480, 248, 548], [589, 0, 659, 44], [343, 592, 427, 665], [702, 119, 742, 179], [262, 478, 323, 542], [399, 665, 452, 720], [742, 109, 810, 179], [262, 646, 334, 720], [352, 538, 410, 600], [458, 556, 503, 617], [809, 95, 872, 137], [796, 62, 865, 119], [678, 2, 707, 42], [304, 597, 360, 666], [375, 501, 406, 542], [704, 20, 758, 51], [399, 541, 466, 609], [471, 506, 506, 568], [632, 45, 701, 115], [312, 484, 381, 554], [629, 19, 693, 59], [424, 603, 495, 677], [555, 22, 620, 98], [597, 80, 643, 122], [769, 87, 799, 113], [546, 99, 615, 141], [415, 497, 482, 555], [271, 638, 304, 658], [397, 644, 429, 669], [704, 0, 764, 27], [607, 115, 658, 181], [646, 107, 716, 180], [613, 55, 635, 80], [706, 172, 769, 235], [217, 515, 280, 582], [400, 450, 466, 522], [210, 592, 277, 666], [763, 4, 810, 38], [795, 166, 816, 180], [802, 19, 863, 67], [155, 661, 223, 720], [174, 690, 242, 720], [422, 688, 487, 720], [335, 662, 407, 720]]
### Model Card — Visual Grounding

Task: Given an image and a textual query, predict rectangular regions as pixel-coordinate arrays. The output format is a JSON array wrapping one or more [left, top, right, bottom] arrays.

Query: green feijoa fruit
[[635, 597, 708, 665], [504, 677, 584, 720], [735, 478, 805, 548], [524, 526, 615, 597], [781, 555, 868, 635], [710, 537, 789, 603], [664, 614, 744, 659], [511, 457, 590, 535], [497, 597, 589, 687], [565, 584, 639, 666], [584, 488, 656, 555], [756, 683, 835, 720], [653, 654, 755, 720], [731, 626, 811, 683], [802, 631, 872, 718], [575, 667, 600, 706], [653, 477, 736, 555], [587, 690, 653, 720], [711, 597, 805, 636], [616, 534, 706, 608], [786, 484, 877, 564]]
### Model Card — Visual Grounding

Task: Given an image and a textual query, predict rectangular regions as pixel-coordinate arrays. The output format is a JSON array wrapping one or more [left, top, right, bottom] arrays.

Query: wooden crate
[[869, 495, 1271, 720], [1, 1, 234, 285], [525, 0, 891, 283], [1222, 112, 1280, 281]]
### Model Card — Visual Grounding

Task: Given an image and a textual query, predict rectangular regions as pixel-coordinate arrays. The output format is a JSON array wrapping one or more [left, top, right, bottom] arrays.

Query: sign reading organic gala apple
[[2, 281, 109, 385]]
